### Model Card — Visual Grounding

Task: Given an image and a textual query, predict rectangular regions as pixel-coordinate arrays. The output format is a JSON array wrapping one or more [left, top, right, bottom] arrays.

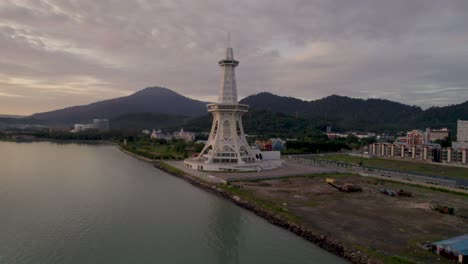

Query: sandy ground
[[234, 174, 468, 263], [166, 160, 337, 182]]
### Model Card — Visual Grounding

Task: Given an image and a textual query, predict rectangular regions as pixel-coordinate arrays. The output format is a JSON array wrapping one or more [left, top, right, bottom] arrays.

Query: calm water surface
[[0, 141, 346, 264]]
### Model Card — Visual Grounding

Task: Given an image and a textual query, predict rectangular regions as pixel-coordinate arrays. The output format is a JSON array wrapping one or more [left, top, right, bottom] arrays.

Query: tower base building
[[184, 44, 283, 172]]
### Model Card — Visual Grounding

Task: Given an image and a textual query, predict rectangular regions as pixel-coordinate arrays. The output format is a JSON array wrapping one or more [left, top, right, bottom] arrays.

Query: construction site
[[230, 173, 468, 263]]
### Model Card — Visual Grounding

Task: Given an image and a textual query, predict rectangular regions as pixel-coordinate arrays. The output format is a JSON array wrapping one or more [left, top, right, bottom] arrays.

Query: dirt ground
[[234, 174, 468, 263]]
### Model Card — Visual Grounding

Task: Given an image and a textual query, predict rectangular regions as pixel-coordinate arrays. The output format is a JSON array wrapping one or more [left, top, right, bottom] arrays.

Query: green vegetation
[[280, 133, 376, 154], [354, 236, 455, 264], [3, 129, 139, 142], [320, 154, 468, 179], [157, 161, 187, 176], [184, 110, 321, 137], [217, 183, 299, 222], [122, 137, 204, 160]]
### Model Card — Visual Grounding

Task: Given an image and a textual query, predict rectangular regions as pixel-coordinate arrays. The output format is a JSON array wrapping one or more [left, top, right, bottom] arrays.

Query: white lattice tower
[[196, 45, 257, 164]]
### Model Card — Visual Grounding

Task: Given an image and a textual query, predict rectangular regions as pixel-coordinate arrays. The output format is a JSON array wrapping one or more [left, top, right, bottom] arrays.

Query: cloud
[[0, 92, 23, 98], [0, 0, 467, 115]]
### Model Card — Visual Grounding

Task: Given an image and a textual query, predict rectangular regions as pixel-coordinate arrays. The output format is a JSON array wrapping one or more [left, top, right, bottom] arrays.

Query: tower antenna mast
[[227, 32, 231, 48]]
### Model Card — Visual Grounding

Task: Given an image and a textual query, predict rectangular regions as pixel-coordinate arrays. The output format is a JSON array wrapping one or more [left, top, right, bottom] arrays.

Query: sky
[[1, 0, 468, 115]]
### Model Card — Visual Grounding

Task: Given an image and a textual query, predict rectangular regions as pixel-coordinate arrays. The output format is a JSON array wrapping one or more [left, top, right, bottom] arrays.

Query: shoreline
[[117, 145, 372, 263], [152, 161, 371, 264], [0, 138, 113, 144]]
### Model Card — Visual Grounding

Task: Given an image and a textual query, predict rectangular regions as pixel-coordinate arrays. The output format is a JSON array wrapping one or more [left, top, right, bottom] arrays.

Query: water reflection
[[206, 199, 242, 264]]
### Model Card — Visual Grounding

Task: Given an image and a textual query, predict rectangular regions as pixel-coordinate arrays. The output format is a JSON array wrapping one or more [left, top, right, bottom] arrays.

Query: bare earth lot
[[234, 174, 468, 264]]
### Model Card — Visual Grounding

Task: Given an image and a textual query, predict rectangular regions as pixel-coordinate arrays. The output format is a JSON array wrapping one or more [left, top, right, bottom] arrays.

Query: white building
[[150, 129, 173, 141], [174, 128, 196, 142], [453, 120, 468, 150], [457, 120, 468, 142], [184, 43, 283, 172], [73, 124, 86, 133], [93, 119, 110, 131], [72, 123, 96, 133], [72, 119, 109, 133]]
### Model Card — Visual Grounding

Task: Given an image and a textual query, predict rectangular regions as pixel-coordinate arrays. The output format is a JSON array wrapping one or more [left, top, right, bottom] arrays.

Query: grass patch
[[217, 183, 299, 222], [320, 154, 468, 180], [353, 245, 419, 264], [157, 161, 187, 177], [122, 143, 187, 160]]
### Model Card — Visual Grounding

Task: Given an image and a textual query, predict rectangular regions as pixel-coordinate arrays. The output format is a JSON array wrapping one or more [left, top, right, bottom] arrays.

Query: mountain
[[30, 87, 207, 124], [240, 92, 425, 131], [21, 87, 468, 134], [0, 114, 24, 118], [413, 101, 468, 131]]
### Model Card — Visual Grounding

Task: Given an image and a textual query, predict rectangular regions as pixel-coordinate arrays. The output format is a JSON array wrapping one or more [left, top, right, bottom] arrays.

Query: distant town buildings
[[326, 132, 375, 140], [370, 142, 466, 165], [254, 140, 273, 151], [72, 119, 109, 133], [254, 138, 286, 151], [150, 129, 172, 141], [369, 125, 461, 164], [395, 128, 450, 147], [148, 128, 196, 142], [173, 128, 195, 142], [375, 134, 394, 142], [72, 124, 94, 132]]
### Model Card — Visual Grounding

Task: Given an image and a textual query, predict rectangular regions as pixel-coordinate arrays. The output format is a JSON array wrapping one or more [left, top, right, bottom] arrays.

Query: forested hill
[[240, 92, 467, 132], [7, 88, 467, 133], [29, 87, 207, 124]]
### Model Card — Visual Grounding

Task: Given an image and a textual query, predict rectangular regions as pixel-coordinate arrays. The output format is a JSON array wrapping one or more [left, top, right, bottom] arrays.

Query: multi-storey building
[[453, 120, 468, 150], [370, 142, 467, 165], [457, 120, 468, 142], [407, 130, 424, 146], [93, 119, 110, 132], [425, 128, 450, 142]]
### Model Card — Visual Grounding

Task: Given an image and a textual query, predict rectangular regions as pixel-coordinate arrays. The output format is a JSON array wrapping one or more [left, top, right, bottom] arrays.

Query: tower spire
[[218, 35, 239, 104]]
